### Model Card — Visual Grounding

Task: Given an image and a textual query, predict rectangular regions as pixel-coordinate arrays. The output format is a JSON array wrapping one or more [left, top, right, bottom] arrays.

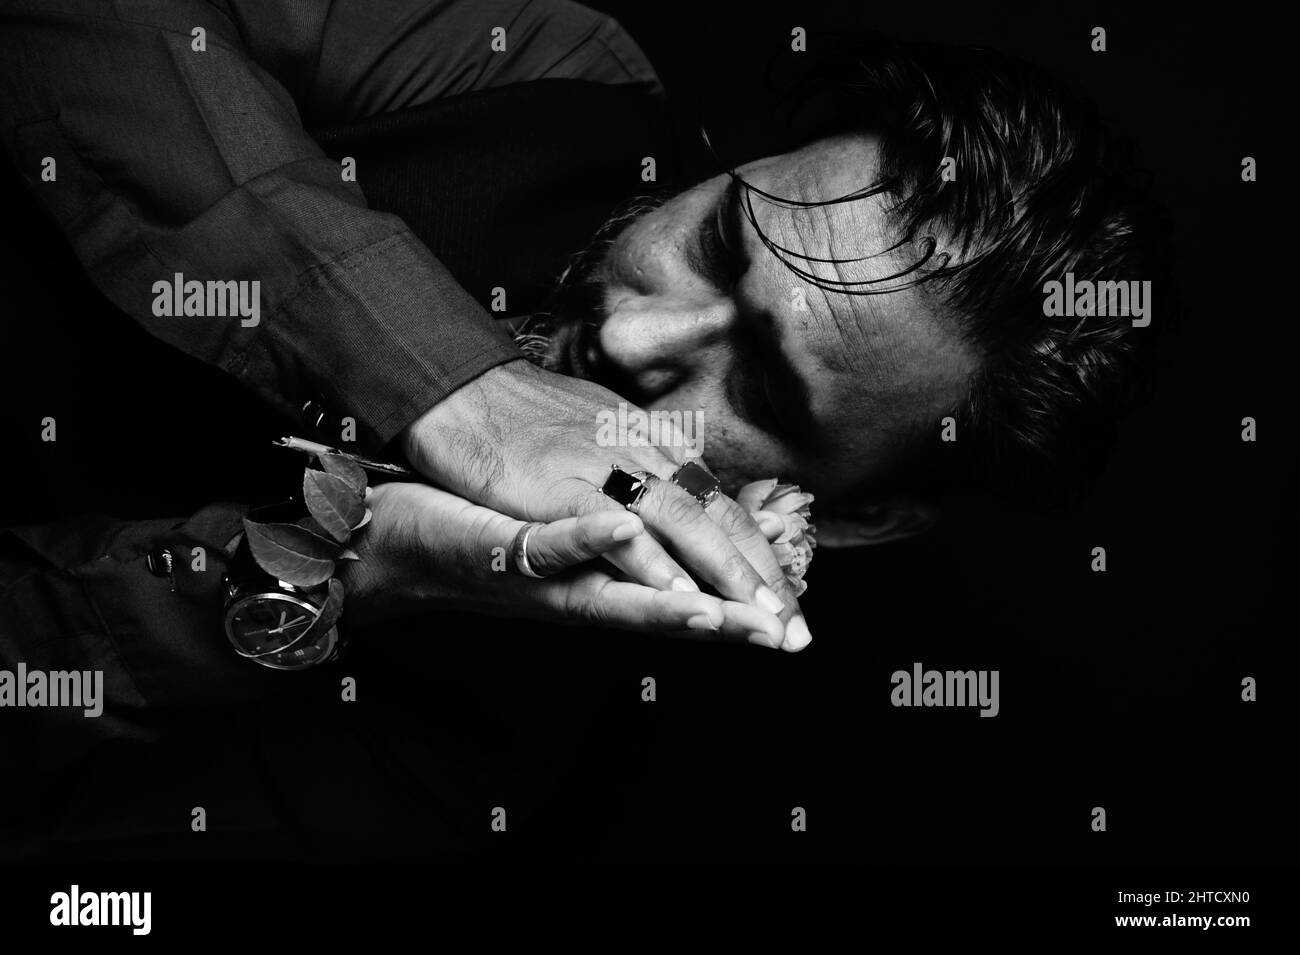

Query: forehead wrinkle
[[797, 183, 901, 381], [818, 198, 872, 359], [751, 146, 900, 384], [788, 185, 852, 357], [756, 173, 854, 364]]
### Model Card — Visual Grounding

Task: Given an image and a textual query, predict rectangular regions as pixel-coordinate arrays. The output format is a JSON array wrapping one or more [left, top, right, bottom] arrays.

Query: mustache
[[514, 191, 671, 368]]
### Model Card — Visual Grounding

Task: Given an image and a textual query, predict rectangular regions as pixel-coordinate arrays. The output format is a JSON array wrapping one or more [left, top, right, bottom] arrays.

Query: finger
[[705, 496, 810, 652], [703, 492, 807, 625], [688, 473, 811, 650], [704, 496, 794, 598], [523, 511, 644, 576], [478, 565, 785, 647], [633, 476, 787, 620], [565, 445, 682, 496], [672, 598, 787, 649], [556, 480, 702, 593], [538, 574, 729, 634], [753, 509, 786, 542]]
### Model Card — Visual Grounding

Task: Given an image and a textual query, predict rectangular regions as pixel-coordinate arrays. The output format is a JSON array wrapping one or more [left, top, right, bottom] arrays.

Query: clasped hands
[[339, 360, 811, 652]]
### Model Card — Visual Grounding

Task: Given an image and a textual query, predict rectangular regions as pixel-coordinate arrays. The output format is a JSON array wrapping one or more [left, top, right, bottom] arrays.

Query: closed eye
[[714, 177, 748, 282], [726, 357, 783, 437], [689, 179, 747, 291], [727, 316, 822, 452]]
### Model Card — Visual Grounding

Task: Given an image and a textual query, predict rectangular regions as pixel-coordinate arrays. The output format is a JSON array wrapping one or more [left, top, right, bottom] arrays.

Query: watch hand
[[266, 615, 313, 635], [277, 609, 287, 629]]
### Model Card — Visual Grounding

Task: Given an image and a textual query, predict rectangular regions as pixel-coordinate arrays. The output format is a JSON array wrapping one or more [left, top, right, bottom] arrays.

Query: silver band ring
[[511, 521, 546, 578]]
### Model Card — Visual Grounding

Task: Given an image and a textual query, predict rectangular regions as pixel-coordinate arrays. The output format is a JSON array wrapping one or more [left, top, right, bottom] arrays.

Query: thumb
[[521, 511, 644, 576]]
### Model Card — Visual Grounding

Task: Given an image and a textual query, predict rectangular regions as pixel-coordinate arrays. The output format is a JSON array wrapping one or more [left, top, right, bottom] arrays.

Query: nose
[[596, 297, 736, 398]]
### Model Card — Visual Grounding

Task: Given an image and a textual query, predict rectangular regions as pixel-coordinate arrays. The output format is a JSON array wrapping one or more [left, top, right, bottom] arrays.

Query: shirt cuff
[[226, 229, 525, 449]]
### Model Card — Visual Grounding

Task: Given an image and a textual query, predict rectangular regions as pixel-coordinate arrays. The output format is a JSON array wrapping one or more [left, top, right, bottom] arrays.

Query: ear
[[814, 498, 939, 547]]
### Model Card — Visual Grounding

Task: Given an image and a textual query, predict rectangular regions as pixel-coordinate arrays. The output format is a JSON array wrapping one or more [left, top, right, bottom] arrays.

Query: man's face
[[540, 132, 977, 501]]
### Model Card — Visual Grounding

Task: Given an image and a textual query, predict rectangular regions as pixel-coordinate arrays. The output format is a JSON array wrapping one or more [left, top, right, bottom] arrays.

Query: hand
[[337, 482, 790, 646], [399, 360, 810, 651]]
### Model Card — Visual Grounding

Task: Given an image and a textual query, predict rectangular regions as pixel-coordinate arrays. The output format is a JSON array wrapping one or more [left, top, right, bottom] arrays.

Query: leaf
[[296, 577, 346, 648], [243, 518, 340, 587], [336, 549, 360, 561], [303, 469, 365, 543], [352, 508, 372, 532], [296, 515, 330, 538], [317, 452, 368, 494]]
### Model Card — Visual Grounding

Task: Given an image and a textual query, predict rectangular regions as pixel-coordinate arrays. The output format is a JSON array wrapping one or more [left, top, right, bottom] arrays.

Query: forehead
[[735, 133, 973, 439], [739, 134, 907, 362]]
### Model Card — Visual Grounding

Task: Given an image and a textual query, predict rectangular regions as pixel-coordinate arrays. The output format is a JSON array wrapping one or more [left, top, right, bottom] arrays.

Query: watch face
[[225, 592, 337, 670]]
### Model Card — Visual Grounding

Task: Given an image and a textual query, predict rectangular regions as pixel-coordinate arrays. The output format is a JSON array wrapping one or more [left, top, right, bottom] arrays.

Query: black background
[[0, 0, 1290, 921]]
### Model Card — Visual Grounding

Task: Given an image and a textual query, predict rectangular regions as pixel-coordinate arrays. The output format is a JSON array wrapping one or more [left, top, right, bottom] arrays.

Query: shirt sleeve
[[0, 0, 659, 449], [0, 504, 293, 774]]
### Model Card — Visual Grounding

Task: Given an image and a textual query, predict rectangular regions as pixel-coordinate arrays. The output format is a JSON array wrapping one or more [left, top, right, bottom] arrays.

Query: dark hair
[[715, 36, 1169, 506]]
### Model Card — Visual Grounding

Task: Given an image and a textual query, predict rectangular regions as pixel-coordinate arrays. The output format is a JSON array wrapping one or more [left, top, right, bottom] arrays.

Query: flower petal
[[737, 478, 779, 512], [761, 483, 815, 517]]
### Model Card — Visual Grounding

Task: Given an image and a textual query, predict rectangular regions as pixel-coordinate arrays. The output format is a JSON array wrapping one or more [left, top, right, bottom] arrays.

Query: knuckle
[[528, 543, 558, 577], [620, 535, 667, 577], [579, 579, 616, 626], [545, 476, 593, 509], [719, 551, 755, 584], [561, 576, 600, 620], [712, 498, 756, 538], [767, 567, 793, 592], [573, 518, 602, 554], [565, 488, 604, 517], [655, 486, 703, 526]]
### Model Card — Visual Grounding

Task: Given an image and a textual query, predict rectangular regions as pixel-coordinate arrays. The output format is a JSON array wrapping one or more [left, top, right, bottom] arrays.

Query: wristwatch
[[222, 503, 345, 671]]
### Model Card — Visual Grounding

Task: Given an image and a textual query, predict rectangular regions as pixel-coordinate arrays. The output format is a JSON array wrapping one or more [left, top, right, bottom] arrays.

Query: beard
[[512, 192, 669, 377]]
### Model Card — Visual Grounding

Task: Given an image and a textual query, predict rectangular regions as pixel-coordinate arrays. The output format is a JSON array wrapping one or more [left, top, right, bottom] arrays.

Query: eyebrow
[[743, 315, 821, 451], [683, 178, 740, 291], [718, 175, 744, 259]]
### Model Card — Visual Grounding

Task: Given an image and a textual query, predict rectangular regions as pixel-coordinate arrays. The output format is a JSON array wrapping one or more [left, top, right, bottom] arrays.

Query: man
[[0, 0, 1158, 855]]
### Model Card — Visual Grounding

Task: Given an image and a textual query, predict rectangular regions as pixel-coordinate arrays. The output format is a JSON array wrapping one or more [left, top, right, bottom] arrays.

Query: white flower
[[739, 480, 817, 596]]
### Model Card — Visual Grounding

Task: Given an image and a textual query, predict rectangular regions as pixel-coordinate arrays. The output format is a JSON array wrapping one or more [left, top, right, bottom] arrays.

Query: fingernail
[[610, 520, 641, 542], [754, 511, 783, 537], [686, 613, 719, 631], [754, 585, 785, 615], [781, 614, 812, 652], [747, 630, 782, 649], [671, 577, 700, 593]]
